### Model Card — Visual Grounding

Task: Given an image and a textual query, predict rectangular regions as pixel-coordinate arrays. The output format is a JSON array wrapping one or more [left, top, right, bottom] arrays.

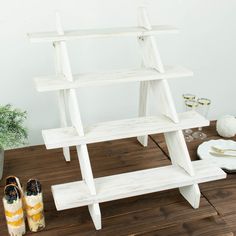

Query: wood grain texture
[[135, 6, 202, 212], [32, 8, 204, 231], [0, 124, 234, 235], [151, 122, 236, 235], [42, 111, 209, 149], [136, 7, 168, 148], [51, 160, 225, 210], [150, 121, 222, 161], [137, 216, 233, 236], [137, 80, 149, 147], [28, 25, 178, 43], [137, 7, 164, 73], [53, 15, 103, 228], [76, 144, 102, 229], [35, 65, 193, 92], [54, 42, 71, 162]]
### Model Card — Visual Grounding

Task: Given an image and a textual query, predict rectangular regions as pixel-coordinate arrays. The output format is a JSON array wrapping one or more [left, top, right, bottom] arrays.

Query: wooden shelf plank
[[51, 160, 226, 210], [29, 25, 178, 43], [42, 111, 209, 149], [35, 65, 193, 92]]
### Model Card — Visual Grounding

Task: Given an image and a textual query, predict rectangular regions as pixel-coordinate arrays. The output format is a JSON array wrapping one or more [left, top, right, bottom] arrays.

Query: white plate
[[197, 139, 236, 171]]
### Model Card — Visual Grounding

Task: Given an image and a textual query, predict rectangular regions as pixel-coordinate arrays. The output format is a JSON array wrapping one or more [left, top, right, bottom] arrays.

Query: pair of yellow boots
[[3, 176, 45, 236]]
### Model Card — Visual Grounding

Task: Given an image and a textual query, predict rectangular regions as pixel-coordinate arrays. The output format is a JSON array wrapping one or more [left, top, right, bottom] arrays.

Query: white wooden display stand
[[29, 8, 226, 230]]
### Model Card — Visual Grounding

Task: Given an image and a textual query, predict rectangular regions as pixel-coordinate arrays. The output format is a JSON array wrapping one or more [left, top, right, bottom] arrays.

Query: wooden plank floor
[[0, 123, 235, 235]]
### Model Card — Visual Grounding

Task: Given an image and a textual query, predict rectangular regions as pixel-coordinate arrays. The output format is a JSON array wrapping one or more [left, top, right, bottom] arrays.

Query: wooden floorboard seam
[[201, 190, 222, 215]]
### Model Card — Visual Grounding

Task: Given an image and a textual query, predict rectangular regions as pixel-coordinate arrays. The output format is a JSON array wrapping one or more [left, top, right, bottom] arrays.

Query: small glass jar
[[24, 179, 45, 232]]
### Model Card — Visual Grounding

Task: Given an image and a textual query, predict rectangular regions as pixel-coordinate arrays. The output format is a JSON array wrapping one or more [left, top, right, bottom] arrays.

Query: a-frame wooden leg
[[136, 6, 164, 147], [150, 76, 200, 207], [179, 184, 201, 209], [137, 6, 201, 208], [137, 81, 149, 147], [54, 13, 102, 229], [156, 80, 201, 207], [54, 42, 71, 162], [161, 83, 201, 208], [164, 131, 201, 208], [62, 141, 70, 162], [164, 131, 194, 176], [88, 204, 102, 230], [150, 80, 179, 123], [76, 145, 102, 230]]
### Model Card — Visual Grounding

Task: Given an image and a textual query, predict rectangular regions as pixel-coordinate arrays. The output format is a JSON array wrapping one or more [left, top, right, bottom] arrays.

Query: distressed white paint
[[151, 80, 179, 123], [137, 81, 149, 146], [42, 111, 209, 149], [51, 160, 226, 210], [31, 6, 228, 230], [76, 144, 102, 230], [137, 7, 165, 146], [137, 7, 164, 73], [133, 7, 203, 208], [1, 1, 236, 146], [35, 65, 193, 92], [179, 184, 201, 209], [28, 25, 178, 43], [164, 131, 195, 176], [54, 17, 71, 162], [88, 203, 101, 230], [53, 13, 102, 228]]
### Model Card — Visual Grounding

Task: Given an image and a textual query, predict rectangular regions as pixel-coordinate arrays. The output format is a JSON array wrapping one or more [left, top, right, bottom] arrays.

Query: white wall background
[[0, 0, 236, 146]]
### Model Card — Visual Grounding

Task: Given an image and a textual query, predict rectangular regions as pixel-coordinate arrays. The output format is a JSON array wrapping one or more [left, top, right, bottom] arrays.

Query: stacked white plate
[[198, 139, 236, 172]]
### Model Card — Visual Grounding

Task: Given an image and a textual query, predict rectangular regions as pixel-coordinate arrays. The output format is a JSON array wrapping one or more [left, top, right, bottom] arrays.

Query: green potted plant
[[0, 104, 27, 179]]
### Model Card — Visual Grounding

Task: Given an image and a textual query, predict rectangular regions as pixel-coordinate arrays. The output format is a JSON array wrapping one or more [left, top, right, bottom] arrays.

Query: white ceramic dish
[[197, 139, 236, 172]]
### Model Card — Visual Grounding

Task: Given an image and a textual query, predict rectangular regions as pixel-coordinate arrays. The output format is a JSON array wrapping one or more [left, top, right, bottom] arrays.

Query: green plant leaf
[[0, 104, 28, 149]]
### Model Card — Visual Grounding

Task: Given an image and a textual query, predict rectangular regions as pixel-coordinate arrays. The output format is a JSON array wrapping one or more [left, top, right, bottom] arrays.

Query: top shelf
[[28, 25, 178, 43]]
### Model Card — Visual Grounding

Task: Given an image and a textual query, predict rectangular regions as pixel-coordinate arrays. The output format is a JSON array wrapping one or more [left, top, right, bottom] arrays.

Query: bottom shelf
[[51, 160, 226, 211]]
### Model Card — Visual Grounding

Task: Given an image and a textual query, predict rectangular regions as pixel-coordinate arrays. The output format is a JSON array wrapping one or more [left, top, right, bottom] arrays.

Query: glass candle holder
[[25, 179, 45, 232], [3, 185, 26, 236]]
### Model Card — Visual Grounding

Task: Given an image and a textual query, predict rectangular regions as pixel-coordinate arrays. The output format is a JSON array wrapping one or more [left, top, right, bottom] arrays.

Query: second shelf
[[42, 111, 209, 149], [35, 65, 193, 92]]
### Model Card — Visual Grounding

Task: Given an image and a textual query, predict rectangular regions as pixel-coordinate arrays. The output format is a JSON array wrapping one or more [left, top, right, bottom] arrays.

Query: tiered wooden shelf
[[30, 8, 226, 231], [52, 160, 225, 210], [43, 111, 208, 149], [28, 25, 178, 43], [35, 65, 193, 91]]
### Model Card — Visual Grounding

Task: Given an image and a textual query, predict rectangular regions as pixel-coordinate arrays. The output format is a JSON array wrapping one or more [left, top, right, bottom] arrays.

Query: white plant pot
[[0, 148, 4, 180]]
